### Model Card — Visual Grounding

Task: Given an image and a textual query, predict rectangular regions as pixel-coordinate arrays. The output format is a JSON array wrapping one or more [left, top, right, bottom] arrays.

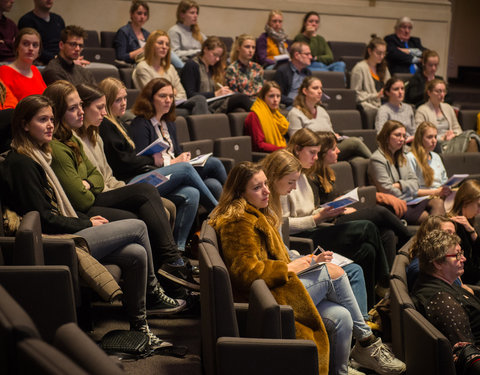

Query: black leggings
[[86, 183, 180, 269]]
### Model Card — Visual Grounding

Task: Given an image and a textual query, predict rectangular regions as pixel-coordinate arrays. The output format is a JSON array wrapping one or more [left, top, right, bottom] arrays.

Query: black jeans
[[87, 183, 180, 269]]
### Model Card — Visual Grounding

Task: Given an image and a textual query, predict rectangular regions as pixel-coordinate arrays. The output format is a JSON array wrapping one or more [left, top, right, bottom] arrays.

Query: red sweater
[[0, 65, 46, 101], [244, 112, 284, 153]]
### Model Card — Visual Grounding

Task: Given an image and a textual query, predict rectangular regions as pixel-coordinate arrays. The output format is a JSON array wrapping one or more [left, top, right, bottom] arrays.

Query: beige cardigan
[[350, 59, 391, 111], [414, 101, 462, 137]]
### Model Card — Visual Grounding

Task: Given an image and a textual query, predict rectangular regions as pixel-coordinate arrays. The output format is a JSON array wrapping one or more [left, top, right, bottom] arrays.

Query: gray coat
[[368, 149, 419, 200]]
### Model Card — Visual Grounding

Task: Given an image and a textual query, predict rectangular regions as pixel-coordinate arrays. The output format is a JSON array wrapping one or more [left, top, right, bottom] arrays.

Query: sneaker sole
[[349, 359, 405, 375], [147, 299, 187, 316], [158, 269, 201, 291]]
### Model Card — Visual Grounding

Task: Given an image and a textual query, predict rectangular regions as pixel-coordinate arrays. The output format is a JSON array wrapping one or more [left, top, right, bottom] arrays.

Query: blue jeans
[[170, 51, 184, 69], [195, 156, 227, 200], [75, 219, 157, 324], [343, 263, 368, 319], [137, 162, 218, 250], [308, 61, 346, 72], [298, 265, 371, 375]]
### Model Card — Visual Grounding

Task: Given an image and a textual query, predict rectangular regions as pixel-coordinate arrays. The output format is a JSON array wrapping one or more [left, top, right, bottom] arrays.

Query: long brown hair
[[313, 131, 337, 193], [75, 83, 106, 145], [261, 149, 302, 220], [11, 95, 53, 155], [286, 128, 321, 179], [200, 36, 227, 84], [209, 162, 278, 227], [365, 35, 388, 82], [410, 122, 437, 187], [376, 120, 406, 166], [299, 11, 319, 33], [132, 77, 176, 121], [144, 30, 171, 69], [293, 76, 322, 119], [449, 179, 480, 220], [43, 80, 83, 163], [176, 0, 202, 43]]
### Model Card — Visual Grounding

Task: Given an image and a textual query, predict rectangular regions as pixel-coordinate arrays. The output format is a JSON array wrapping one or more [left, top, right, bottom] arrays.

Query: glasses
[[445, 250, 465, 261], [300, 51, 312, 56], [65, 41, 84, 49]]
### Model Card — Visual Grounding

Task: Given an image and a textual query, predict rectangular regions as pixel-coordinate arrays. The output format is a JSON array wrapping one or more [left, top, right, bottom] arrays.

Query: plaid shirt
[[225, 60, 264, 97]]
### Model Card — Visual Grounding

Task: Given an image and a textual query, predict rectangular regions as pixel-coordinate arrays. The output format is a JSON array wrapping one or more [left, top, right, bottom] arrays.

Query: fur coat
[[211, 202, 329, 375]]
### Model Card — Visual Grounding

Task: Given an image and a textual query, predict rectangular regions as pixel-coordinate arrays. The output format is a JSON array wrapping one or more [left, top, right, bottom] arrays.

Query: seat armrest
[[43, 238, 80, 306], [217, 157, 234, 173], [247, 279, 281, 338], [289, 237, 314, 254], [234, 303, 249, 336], [216, 337, 318, 375]]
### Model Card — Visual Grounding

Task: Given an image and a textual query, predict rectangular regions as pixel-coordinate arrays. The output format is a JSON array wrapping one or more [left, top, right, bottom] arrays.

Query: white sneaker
[[133, 321, 173, 349], [350, 337, 406, 375], [348, 365, 366, 375]]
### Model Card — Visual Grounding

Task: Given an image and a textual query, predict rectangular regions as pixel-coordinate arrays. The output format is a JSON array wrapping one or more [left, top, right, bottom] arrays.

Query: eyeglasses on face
[[445, 250, 465, 261], [65, 41, 84, 49]]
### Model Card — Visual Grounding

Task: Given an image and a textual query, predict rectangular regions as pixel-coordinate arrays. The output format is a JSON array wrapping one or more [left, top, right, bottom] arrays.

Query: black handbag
[[100, 330, 151, 359]]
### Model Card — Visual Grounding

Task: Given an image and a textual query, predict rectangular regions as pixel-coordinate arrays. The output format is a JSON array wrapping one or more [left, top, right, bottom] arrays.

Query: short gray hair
[[395, 16, 413, 30], [417, 230, 460, 275]]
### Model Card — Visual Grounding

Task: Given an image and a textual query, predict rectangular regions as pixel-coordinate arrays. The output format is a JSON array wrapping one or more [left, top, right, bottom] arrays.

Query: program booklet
[[406, 196, 430, 206], [321, 188, 359, 209], [127, 171, 170, 188], [444, 174, 469, 188], [136, 138, 169, 156], [189, 152, 213, 167]]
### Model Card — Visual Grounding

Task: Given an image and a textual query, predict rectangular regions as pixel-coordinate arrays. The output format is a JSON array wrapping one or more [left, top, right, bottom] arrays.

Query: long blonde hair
[[449, 179, 480, 219], [261, 150, 302, 220], [286, 128, 322, 178], [176, 0, 203, 43], [98, 77, 136, 149], [313, 131, 337, 194], [411, 122, 437, 187]]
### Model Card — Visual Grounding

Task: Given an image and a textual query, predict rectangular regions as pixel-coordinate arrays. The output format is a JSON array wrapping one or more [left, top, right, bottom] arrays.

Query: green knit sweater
[[293, 33, 334, 65]]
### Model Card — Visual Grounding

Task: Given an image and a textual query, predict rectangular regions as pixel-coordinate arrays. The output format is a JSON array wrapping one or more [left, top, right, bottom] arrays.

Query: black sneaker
[[158, 263, 200, 291], [146, 284, 186, 315], [130, 320, 173, 349]]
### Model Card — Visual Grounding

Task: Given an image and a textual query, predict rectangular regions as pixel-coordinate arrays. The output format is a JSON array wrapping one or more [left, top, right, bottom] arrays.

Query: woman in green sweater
[[294, 11, 345, 73], [46, 80, 200, 296]]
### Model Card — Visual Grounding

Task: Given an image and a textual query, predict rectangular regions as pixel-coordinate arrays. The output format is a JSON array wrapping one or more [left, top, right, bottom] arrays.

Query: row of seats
[[0, 212, 125, 375]]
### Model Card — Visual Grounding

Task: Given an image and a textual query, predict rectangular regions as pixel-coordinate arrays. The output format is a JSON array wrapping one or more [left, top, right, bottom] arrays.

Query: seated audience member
[[225, 34, 264, 97], [375, 77, 415, 142], [293, 11, 345, 73], [448, 179, 480, 286], [0, 28, 46, 101], [406, 122, 452, 201], [18, 0, 65, 65], [42, 25, 96, 86], [0, 95, 184, 345], [244, 80, 287, 152], [256, 10, 289, 69], [284, 128, 391, 308], [312, 131, 411, 266], [98, 77, 218, 253], [263, 149, 370, 321], [130, 77, 226, 200], [180, 36, 251, 113], [168, 0, 205, 63], [45, 81, 197, 297], [384, 16, 425, 75], [415, 79, 480, 153], [132, 30, 208, 115], [350, 35, 391, 117], [273, 41, 312, 108], [287, 76, 371, 160], [210, 161, 406, 375], [405, 49, 452, 107], [0, 0, 17, 62], [412, 230, 480, 375], [114, 0, 184, 68], [368, 120, 444, 224]]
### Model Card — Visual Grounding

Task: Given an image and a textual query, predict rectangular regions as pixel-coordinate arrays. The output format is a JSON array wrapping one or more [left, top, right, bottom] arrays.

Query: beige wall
[[9, 0, 465, 78]]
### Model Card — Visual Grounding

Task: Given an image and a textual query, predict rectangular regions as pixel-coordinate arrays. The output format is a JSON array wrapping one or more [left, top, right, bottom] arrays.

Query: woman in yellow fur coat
[[209, 160, 406, 375]]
